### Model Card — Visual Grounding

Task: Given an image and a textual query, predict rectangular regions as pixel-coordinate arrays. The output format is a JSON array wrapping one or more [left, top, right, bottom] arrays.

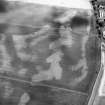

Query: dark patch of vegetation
[[70, 16, 89, 29], [0, 0, 8, 13]]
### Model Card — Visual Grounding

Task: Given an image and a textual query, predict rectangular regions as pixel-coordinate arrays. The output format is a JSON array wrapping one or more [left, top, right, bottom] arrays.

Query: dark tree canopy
[[70, 16, 90, 29], [0, 0, 8, 13]]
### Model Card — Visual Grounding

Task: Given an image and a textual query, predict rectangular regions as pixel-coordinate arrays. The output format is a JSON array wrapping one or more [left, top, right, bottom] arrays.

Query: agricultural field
[[0, 1, 101, 105]]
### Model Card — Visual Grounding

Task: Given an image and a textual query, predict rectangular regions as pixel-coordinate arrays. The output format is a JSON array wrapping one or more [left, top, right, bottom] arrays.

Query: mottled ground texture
[[0, 1, 101, 105]]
